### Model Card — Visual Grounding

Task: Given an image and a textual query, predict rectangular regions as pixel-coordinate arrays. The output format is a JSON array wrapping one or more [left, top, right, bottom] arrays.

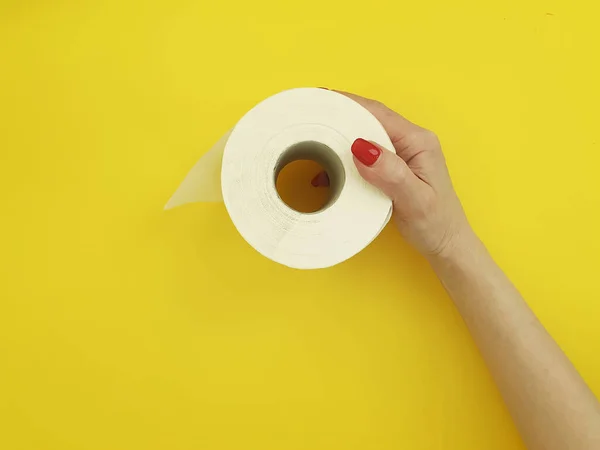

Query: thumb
[[351, 138, 421, 202]]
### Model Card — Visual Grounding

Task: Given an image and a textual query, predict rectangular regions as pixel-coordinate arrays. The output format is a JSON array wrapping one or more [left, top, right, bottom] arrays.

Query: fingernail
[[311, 171, 330, 187], [351, 138, 381, 166]]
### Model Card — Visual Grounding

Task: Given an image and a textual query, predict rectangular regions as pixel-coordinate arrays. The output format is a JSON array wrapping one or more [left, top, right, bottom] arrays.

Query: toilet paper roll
[[166, 88, 394, 269]]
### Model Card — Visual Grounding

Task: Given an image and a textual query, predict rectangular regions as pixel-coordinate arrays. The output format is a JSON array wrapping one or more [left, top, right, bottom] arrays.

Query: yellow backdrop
[[1, 1, 599, 449]]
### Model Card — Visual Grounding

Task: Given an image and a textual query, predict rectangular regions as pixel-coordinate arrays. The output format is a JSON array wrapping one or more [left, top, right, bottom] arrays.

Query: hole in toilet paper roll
[[274, 141, 345, 213]]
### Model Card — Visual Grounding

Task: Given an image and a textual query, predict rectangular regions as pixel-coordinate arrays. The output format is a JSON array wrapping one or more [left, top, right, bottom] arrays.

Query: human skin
[[314, 90, 600, 450]]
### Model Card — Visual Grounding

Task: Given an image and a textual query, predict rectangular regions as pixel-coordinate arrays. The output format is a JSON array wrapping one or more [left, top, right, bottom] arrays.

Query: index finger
[[333, 90, 419, 147]]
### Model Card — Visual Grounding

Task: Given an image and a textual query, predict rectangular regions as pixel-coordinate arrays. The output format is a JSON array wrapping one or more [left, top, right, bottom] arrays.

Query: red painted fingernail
[[351, 138, 381, 166], [311, 171, 330, 187]]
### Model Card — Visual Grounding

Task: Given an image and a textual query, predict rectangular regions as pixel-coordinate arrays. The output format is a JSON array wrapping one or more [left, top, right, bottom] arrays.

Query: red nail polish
[[351, 138, 381, 166]]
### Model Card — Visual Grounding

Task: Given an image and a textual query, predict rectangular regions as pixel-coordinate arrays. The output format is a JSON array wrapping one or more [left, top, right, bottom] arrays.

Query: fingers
[[333, 90, 414, 141], [311, 171, 330, 187], [331, 89, 438, 163], [351, 138, 422, 203]]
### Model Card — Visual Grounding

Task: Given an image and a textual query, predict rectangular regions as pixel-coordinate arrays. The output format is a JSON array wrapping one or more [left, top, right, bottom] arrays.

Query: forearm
[[336, 91, 600, 448], [428, 231, 600, 450]]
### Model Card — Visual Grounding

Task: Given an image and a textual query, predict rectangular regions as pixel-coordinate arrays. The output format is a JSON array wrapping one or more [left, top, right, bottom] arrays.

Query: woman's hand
[[314, 91, 472, 257], [319, 91, 600, 450]]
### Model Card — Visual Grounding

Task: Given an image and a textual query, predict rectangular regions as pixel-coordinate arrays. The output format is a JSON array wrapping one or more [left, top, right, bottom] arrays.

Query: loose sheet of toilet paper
[[165, 88, 394, 269], [164, 130, 231, 207]]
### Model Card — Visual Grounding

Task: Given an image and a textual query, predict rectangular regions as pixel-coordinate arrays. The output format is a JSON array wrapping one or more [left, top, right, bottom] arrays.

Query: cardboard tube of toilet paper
[[166, 88, 394, 269]]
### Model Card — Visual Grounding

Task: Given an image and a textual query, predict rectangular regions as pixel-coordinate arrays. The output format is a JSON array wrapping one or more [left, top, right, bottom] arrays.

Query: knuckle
[[423, 129, 439, 145], [407, 128, 441, 151], [388, 173, 406, 193], [388, 164, 409, 189], [419, 129, 439, 146], [376, 160, 407, 196]]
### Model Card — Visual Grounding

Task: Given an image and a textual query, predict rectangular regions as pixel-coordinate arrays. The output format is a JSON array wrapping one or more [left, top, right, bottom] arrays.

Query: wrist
[[426, 225, 483, 266]]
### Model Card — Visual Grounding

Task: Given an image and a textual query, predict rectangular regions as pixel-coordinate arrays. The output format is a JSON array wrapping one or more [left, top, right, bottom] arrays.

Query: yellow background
[[1, 0, 599, 448]]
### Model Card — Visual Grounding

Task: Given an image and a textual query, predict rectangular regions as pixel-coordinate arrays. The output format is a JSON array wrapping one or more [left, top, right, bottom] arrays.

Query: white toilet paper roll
[[166, 88, 394, 269]]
